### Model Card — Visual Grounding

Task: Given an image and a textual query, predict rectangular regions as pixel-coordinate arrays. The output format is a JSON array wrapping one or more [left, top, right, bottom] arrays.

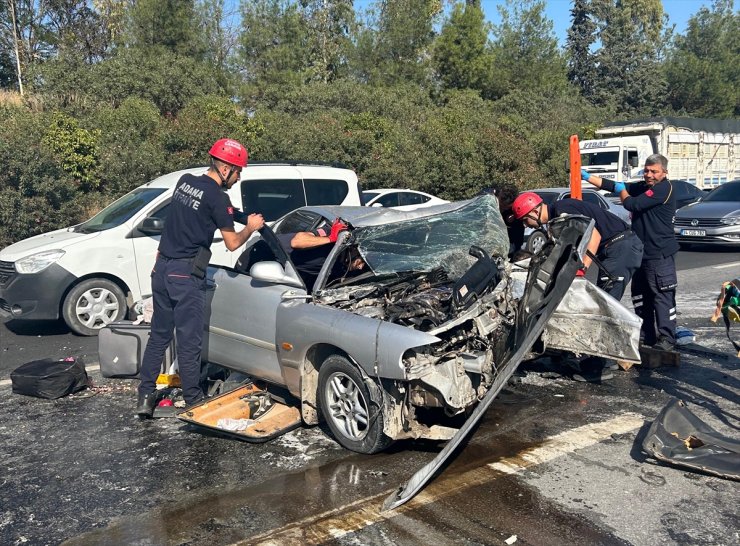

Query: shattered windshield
[[352, 196, 509, 279]]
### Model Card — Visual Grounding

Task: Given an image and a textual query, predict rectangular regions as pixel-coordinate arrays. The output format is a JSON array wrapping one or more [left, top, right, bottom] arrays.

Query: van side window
[[241, 179, 305, 222], [304, 179, 350, 206]]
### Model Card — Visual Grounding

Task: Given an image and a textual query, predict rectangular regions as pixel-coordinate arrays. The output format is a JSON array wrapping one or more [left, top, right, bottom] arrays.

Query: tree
[[490, 0, 568, 96], [590, 0, 669, 116], [566, 0, 598, 99], [355, 0, 441, 86], [664, 0, 739, 117], [237, 0, 310, 91], [124, 0, 204, 58], [197, 0, 241, 88], [302, 0, 356, 83], [432, 2, 496, 97]]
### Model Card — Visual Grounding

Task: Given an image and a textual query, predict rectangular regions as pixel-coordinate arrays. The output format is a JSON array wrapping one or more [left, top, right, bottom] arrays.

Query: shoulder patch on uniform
[[227, 206, 234, 215], [646, 189, 654, 197]]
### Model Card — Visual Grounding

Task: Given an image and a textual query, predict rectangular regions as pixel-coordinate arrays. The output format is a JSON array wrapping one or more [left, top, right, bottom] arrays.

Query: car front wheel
[[318, 355, 392, 454], [62, 278, 127, 336], [526, 229, 548, 254]]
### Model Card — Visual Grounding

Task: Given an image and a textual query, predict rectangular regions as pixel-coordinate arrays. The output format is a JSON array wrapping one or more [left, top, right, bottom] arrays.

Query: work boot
[[136, 392, 159, 419], [653, 336, 676, 352]]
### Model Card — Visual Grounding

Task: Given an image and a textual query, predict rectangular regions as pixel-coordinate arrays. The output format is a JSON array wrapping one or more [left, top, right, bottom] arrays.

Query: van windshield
[[76, 188, 167, 233]]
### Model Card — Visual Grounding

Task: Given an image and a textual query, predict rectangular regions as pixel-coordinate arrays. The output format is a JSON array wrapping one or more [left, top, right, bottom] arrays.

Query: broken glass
[[351, 196, 509, 279]]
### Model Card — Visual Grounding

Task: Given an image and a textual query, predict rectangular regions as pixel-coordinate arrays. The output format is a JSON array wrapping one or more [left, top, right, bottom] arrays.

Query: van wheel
[[63, 279, 127, 336], [318, 355, 393, 454]]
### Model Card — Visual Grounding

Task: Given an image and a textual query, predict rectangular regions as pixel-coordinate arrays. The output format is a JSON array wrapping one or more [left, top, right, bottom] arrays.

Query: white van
[[0, 162, 361, 335]]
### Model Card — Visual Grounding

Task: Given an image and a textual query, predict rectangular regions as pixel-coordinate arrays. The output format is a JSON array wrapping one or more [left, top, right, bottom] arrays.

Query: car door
[[202, 227, 307, 386]]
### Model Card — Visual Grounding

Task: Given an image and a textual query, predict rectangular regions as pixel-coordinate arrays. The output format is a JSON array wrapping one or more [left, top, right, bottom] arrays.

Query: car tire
[[62, 278, 127, 336], [526, 229, 548, 254], [318, 355, 393, 454]]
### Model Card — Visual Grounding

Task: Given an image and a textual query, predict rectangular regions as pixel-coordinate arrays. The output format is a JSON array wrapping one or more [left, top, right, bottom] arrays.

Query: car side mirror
[[371, 202, 384, 207], [250, 261, 303, 288], [139, 216, 164, 235]]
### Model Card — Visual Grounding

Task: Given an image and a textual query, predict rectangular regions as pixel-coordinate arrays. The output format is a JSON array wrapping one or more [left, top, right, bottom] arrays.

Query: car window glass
[[273, 210, 322, 235], [77, 188, 167, 233], [363, 191, 380, 205], [536, 192, 559, 205], [703, 183, 740, 202], [355, 196, 509, 279], [582, 193, 605, 208], [304, 179, 350, 206], [399, 192, 424, 206], [241, 179, 306, 222], [376, 193, 400, 207]]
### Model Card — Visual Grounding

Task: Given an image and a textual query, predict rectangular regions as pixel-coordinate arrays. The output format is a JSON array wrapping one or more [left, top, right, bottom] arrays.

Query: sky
[[475, 0, 715, 45]]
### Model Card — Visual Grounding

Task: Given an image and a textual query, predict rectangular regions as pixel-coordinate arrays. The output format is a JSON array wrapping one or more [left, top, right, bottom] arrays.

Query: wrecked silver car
[[201, 196, 639, 454]]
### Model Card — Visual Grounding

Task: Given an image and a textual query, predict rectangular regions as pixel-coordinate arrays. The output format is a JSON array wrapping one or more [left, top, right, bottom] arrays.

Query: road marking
[[0, 364, 100, 387], [235, 413, 645, 545], [713, 261, 740, 270]]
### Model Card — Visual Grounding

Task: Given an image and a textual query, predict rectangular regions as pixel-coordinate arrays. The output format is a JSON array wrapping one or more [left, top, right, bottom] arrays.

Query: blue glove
[[614, 182, 626, 193], [580, 168, 591, 182]]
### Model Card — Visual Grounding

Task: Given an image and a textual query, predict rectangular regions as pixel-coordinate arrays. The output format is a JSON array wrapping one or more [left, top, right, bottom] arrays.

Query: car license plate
[[680, 229, 705, 236]]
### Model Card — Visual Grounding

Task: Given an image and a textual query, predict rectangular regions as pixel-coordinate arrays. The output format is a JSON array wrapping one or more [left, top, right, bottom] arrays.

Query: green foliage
[[0, 105, 98, 248], [566, 0, 598, 99], [41, 112, 101, 191], [590, 0, 669, 116], [90, 47, 222, 115], [0, 0, 735, 251], [491, 0, 569, 96], [358, 0, 441, 86], [165, 95, 264, 167], [664, 0, 740, 117], [302, 0, 356, 83], [238, 0, 310, 91], [433, 2, 495, 97], [124, 0, 205, 58], [91, 97, 167, 195]]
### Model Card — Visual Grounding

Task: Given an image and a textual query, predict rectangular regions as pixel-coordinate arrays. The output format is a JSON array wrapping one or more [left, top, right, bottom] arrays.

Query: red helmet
[[209, 138, 248, 168], [511, 192, 543, 219]]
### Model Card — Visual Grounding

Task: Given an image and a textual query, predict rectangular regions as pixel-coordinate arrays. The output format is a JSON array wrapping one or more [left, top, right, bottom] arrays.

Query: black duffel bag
[[11, 357, 89, 399]]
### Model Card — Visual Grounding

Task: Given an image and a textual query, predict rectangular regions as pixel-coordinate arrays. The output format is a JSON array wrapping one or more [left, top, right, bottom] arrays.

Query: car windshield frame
[[701, 182, 740, 203], [75, 188, 167, 234], [350, 196, 509, 279]]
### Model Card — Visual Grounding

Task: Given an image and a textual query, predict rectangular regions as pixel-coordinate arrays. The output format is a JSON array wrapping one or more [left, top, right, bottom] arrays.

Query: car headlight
[[720, 216, 740, 226], [15, 249, 66, 274]]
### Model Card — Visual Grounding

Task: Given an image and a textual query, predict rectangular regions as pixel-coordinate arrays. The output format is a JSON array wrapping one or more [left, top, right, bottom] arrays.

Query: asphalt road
[[1, 247, 738, 545]]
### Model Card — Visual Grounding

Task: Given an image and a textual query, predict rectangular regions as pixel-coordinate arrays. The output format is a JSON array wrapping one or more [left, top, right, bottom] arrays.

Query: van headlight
[[15, 250, 66, 274], [720, 216, 740, 226]]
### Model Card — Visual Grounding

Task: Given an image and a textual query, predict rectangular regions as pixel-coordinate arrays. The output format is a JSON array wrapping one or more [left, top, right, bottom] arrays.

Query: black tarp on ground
[[642, 398, 740, 480]]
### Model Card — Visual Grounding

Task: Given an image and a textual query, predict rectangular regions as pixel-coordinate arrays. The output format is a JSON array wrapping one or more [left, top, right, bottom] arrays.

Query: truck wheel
[[62, 278, 127, 336], [526, 229, 548, 254], [318, 355, 393, 454]]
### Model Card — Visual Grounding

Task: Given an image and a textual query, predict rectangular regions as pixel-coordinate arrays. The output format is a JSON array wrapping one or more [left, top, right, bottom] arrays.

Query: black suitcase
[[98, 321, 175, 378], [11, 357, 89, 399]]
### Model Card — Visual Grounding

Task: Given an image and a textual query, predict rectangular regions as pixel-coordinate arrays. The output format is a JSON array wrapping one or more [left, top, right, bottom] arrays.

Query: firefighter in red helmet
[[136, 139, 264, 418]]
